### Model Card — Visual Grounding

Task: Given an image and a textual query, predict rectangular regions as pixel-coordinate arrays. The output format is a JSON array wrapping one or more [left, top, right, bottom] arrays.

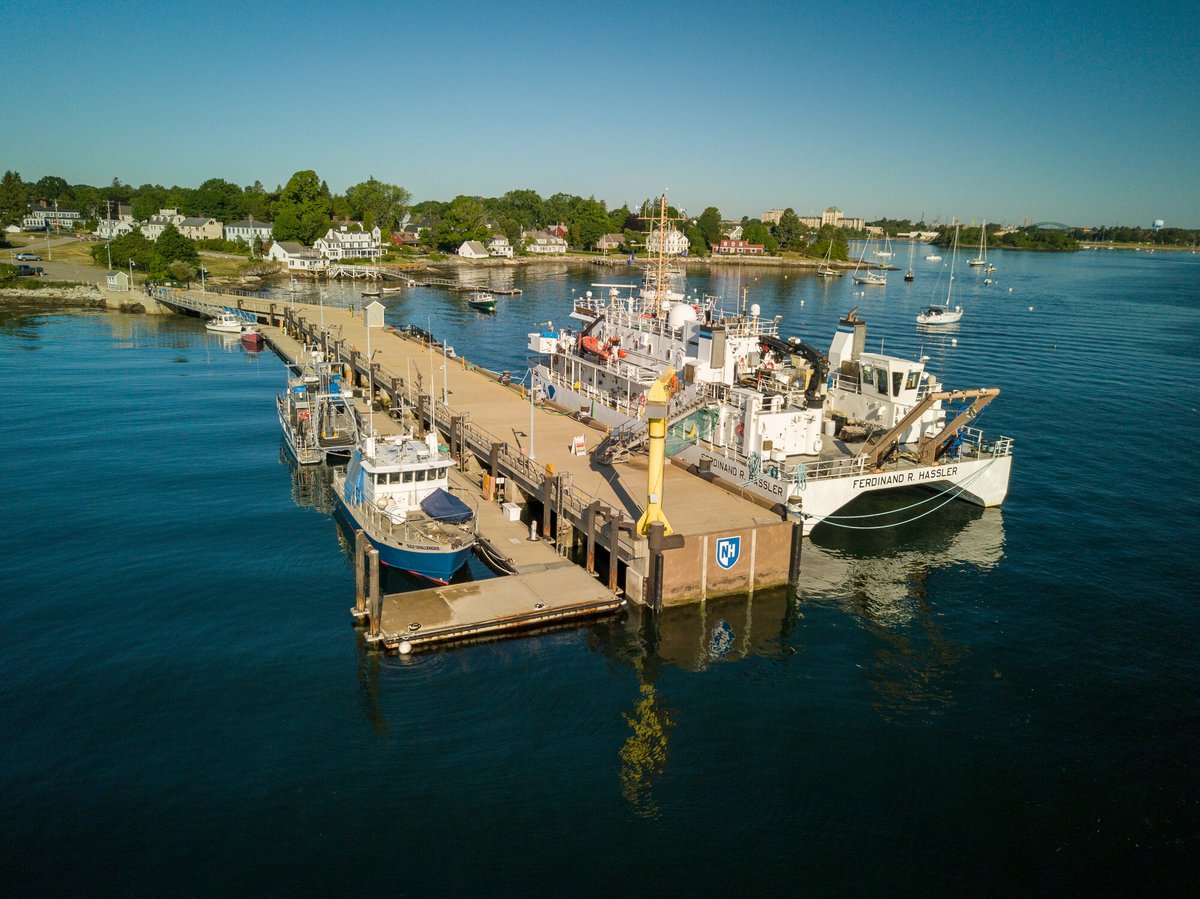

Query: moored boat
[[277, 362, 323, 466], [332, 432, 477, 583], [241, 329, 265, 350], [467, 291, 497, 313], [916, 304, 963, 324], [206, 311, 245, 333]]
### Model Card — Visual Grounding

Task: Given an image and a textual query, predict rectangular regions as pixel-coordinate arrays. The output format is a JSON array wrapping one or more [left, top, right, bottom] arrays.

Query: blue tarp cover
[[420, 488, 473, 523]]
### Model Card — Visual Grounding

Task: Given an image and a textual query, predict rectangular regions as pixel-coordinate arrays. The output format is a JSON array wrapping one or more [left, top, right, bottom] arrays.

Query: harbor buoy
[[1008, 287, 1013, 293], [800, 300, 805, 307], [398, 641, 412, 655], [951, 338, 958, 346], [1028, 306, 1034, 312]]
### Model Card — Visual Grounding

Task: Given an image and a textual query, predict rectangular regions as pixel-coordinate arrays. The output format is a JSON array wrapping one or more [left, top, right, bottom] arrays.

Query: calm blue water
[[2, 249, 1198, 895]]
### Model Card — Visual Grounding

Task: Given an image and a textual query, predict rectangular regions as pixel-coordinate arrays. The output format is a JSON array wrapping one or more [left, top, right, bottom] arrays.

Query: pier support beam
[[353, 530, 368, 619], [487, 442, 502, 501], [606, 513, 621, 594], [585, 501, 600, 574], [788, 519, 804, 589], [367, 549, 382, 640]]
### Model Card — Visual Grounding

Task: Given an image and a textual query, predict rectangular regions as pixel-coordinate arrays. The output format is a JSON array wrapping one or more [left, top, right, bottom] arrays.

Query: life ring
[[298, 410, 310, 422]]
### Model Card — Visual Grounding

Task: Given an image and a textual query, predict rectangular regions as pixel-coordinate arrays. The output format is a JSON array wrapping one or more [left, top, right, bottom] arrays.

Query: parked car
[[15, 252, 42, 261], [15, 265, 44, 277]]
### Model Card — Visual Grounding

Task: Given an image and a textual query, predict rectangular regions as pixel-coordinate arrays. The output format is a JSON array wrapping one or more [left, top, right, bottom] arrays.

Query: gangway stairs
[[592, 393, 713, 465]]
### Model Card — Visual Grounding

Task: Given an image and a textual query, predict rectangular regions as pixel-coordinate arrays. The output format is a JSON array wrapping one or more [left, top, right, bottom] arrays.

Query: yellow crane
[[636, 368, 675, 537]]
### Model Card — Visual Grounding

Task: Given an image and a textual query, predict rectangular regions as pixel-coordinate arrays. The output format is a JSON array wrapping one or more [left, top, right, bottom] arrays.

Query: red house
[[712, 239, 765, 255]]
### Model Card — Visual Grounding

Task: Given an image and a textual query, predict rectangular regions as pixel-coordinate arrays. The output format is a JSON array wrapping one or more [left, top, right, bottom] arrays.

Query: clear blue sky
[[3, 0, 1197, 227]]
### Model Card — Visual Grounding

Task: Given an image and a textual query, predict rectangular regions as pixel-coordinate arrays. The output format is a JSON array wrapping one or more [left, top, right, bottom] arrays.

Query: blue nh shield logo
[[715, 536, 741, 570]]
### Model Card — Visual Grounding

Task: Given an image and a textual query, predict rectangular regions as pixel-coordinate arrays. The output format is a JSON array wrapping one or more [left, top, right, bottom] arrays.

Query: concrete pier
[[158, 290, 803, 619]]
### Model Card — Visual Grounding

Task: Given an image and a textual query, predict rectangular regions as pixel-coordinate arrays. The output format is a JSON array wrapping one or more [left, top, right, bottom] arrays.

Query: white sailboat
[[918, 225, 964, 325], [967, 220, 988, 266], [816, 239, 842, 277], [852, 236, 886, 285]]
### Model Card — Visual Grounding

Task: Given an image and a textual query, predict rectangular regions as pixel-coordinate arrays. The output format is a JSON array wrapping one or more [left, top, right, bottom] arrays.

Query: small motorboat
[[467, 291, 496, 313], [904, 269, 914, 282], [241, 329, 265, 350], [925, 254, 942, 262], [362, 288, 381, 298], [916, 304, 963, 325], [205, 311, 245, 333]]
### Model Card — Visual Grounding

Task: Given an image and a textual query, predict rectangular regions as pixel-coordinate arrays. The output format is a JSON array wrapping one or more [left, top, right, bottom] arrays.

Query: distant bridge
[[1030, 222, 1070, 230]]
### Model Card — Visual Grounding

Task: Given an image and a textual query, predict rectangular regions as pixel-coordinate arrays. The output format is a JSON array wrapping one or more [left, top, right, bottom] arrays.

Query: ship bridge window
[[892, 371, 904, 396], [860, 363, 873, 388], [402, 470, 414, 483], [905, 371, 920, 391], [875, 367, 889, 396]]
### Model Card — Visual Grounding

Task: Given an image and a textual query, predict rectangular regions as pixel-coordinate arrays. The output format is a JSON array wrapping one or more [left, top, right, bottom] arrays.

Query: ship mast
[[639, 192, 679, 318]]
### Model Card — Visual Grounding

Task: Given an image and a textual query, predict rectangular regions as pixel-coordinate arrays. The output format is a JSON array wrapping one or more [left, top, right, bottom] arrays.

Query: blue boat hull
[[334, 494, 473, 585]]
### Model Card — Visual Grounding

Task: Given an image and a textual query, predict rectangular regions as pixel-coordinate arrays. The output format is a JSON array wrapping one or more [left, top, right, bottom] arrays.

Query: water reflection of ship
[[598, 507, 1004, 811], [278, 442, 336, 513], [801, 504, 1005, 626]]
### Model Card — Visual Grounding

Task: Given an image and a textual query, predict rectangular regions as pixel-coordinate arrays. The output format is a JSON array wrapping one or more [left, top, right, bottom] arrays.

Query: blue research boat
[[333, 432, 476, 583]]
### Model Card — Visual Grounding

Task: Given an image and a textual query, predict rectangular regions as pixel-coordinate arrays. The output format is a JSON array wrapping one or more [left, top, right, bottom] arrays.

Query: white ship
[[527, 197, 1013, 536]]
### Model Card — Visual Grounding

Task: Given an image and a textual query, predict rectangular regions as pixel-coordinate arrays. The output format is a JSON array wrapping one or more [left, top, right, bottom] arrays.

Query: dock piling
[[585, 501, 600, 574], [367, 549, 382, 640], [353, 530, 368, 619], [788, 519, 804, 588], [606, 513, 621, 593]]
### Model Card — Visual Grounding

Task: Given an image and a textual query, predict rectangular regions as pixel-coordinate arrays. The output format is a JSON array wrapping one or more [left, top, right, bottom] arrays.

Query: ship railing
[[540, 368, 646, 418], [354, 500, 475, 550], [800, 455, 869, 481], [829, 371, 861, 394], [957, 426, 1014, 458]]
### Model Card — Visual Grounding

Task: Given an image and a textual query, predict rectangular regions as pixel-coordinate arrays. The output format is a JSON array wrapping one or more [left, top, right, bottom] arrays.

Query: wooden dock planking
[[377, 567, 622, 652]]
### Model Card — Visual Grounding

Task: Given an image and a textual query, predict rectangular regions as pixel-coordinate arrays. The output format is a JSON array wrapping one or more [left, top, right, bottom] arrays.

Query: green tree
[[808, 224, 849, 261], [191, 178, 246, 221], [430, 196, 488, 251], [608, 204, 632, 234], [243, 181, 272, 220], [155, 224, 200, 265], [92, 229, 155, 271], [345, 177, 412, 231], [544, 192, 582, 228], [568, 198, 611, 249], [697, 207, 723, 247], [775, 208, 804, 249], [743, 222, 777, 253], [167, 260, 198, 284], [272, 170, 331, 244], [251, 234, 264, 257], [34, 175, 71, 201], [0, 170, 29, 229], [685, 225, 709, 257], [131, 186, 168, 221], [498, 189, 544, 229]]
